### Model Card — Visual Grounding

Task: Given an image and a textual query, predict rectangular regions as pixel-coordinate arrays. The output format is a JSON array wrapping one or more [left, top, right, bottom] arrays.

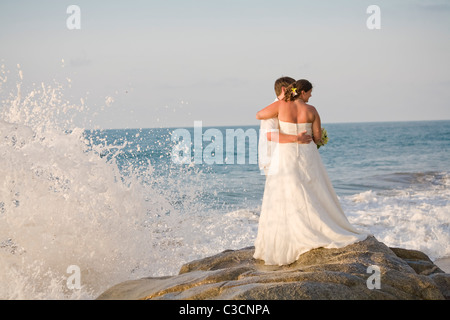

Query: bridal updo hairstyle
[[284, 79, 313, 102]]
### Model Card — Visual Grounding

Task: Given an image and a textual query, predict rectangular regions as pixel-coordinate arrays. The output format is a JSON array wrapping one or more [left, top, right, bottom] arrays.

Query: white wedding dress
[[253, 121, 367, 265]]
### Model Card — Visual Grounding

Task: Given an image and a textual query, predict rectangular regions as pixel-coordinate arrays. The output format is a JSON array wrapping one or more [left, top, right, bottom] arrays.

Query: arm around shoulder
[[256, 101, 279, 120]]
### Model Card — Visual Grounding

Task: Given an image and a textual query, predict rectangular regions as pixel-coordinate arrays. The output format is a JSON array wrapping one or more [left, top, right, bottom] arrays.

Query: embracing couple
[[254, 77, 367, 266]]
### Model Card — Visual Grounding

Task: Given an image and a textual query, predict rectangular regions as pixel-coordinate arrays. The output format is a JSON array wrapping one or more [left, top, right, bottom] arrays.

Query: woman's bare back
[[278, 100, 322, 144], [278, 100, 314, 123]]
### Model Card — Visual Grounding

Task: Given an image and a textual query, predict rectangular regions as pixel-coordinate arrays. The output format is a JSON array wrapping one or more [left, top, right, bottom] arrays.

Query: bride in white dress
[[253, 79, 367, 266]]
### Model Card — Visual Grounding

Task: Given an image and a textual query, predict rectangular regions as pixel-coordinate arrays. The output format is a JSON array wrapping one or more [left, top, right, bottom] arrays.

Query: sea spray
[[0, 67, 160, 299], [0, 119, 156, 299], [0, 66, 258, 299]]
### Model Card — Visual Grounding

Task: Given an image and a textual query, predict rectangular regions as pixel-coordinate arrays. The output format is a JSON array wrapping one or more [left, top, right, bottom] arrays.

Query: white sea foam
[[341, 176, 450, 261], [0, 118, 160, 299], [0, 69, 256, 299], [0, 115, 255, 299], [0, 69, 156, 299]]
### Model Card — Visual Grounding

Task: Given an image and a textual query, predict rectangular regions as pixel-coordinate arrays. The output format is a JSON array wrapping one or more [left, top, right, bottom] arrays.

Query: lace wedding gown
[[253, 120, 367, 265]]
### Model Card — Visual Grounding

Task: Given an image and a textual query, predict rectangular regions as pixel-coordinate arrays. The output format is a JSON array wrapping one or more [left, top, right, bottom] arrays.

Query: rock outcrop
[[97, 236, 449, 300]]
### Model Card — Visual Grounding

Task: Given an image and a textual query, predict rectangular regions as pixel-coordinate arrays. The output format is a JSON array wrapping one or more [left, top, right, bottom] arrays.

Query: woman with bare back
[[253, 79, 367, 266]]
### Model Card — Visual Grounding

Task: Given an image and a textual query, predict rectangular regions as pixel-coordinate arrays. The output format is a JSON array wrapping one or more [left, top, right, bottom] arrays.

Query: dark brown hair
[[284, 79, 313, 101], [274, 76, 295, 97]]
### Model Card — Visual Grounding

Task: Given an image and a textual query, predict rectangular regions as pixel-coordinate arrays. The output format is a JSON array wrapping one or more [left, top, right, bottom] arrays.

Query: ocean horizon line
[[85, 118, 450, 132]]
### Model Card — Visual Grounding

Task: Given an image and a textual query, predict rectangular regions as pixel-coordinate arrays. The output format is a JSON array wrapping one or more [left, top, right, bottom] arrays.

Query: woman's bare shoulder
[[306, 103, 318, 114]]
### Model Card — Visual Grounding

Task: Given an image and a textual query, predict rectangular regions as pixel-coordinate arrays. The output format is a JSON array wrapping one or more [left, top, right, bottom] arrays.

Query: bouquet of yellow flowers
[[317, 128, 328, 149]]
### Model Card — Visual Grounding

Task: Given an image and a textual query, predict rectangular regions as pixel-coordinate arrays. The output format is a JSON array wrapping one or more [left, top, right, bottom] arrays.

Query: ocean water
[[1, 75, 449, 299]]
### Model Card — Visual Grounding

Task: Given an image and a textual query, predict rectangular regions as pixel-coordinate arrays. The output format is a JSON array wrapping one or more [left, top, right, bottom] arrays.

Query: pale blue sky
[[1, 0, 449, 129]]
